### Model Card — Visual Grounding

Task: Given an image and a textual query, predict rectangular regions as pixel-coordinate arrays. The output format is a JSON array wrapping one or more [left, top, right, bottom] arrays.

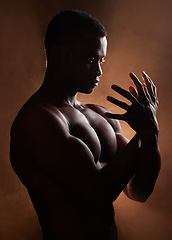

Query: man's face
[[60, 33, 107, 94]]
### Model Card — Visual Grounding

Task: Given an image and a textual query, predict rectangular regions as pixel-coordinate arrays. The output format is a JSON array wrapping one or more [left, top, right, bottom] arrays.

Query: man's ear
[[51, 44, 68, 63]]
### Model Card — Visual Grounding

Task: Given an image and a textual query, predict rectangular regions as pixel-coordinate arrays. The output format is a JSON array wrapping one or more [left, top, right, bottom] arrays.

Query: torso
[[10, 93, 120, 240]]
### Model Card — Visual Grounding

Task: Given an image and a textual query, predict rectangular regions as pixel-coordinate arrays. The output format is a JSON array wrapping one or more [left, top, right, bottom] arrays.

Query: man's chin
[[79, 85, 97, 94], [80, 88, 95, 94]]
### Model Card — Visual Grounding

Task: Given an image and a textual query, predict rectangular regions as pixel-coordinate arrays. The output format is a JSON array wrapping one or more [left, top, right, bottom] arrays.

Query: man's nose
[[94, 61, 103, 77]]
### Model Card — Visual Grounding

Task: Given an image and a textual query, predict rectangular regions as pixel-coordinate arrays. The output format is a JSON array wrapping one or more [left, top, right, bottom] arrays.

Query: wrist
[[139, 114, 159, 138], [139, 130, 159, 140]]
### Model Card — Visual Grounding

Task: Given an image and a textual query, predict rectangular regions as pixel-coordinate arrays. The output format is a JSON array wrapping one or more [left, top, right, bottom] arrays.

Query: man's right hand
[[105, 71, 159, 136]]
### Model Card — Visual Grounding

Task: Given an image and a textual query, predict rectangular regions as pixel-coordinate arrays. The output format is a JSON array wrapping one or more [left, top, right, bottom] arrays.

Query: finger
[[152, 83, 157, 96], [142, 71, 158, 102], [105, 112, 125, 120], [111, 84, 137, 103], [143, 83, 151, 101], [107, 96, 130, 110], [141, 71, 154, 95], [129, 72, 145, 99], [129, 86, 138, 99]]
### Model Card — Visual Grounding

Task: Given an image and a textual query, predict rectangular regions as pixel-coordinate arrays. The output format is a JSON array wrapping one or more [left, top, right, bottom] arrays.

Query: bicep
[[22, 109, 100, 195]]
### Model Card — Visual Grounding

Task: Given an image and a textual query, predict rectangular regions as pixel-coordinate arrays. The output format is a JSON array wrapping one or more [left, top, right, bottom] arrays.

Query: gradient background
[[0, 0, 171, 239]]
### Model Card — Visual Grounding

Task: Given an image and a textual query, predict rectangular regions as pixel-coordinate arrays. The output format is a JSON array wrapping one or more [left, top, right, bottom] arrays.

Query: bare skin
[[10, 34, 161, 240]]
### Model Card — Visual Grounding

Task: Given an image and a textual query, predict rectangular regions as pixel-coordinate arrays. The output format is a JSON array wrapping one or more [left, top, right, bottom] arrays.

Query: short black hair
[[45, 10, 107, 61]]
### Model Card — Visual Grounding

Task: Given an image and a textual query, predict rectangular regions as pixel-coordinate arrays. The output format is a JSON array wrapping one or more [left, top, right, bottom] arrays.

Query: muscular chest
[[62, 107, 117, 163]]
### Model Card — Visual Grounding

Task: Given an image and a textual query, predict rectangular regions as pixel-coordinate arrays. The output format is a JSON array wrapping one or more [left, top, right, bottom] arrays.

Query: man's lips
[[91, 78, 99, 85], [91, 80, 99, 87]]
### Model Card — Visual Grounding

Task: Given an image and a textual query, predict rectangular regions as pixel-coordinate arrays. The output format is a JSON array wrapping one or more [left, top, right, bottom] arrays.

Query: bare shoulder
[[10, 102, 71, 168], [11, 103, 69, 141], [10, 101, 97, 165], [10, 103, 73, 178], [86, 103, 122, 134]]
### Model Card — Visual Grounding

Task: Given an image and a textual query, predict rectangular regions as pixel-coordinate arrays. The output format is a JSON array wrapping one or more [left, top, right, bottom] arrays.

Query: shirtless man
[[10, 10, 161, 240]]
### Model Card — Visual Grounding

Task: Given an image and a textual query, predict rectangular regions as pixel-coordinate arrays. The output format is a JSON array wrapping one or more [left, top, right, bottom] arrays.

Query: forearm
[[97, 134, 141, 204], [125, 132, 161, 202]]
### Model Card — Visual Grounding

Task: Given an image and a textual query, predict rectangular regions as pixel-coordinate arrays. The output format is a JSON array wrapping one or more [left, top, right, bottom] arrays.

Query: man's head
[[44, 10, 107, 94], [45, 10, 107, 62]]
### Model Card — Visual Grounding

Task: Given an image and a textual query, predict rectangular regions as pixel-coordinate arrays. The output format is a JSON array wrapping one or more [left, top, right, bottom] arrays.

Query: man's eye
[[100, 58, 106, 64], [87, 57, 106, 64], [89, 57, 95, 63]]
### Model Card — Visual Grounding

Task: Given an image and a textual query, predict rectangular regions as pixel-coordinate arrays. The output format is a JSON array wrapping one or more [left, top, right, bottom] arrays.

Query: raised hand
[[105, 72, 159, 135]]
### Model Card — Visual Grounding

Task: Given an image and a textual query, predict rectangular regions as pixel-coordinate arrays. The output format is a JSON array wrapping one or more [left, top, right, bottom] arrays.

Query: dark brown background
[[0, 0, 171, 239]]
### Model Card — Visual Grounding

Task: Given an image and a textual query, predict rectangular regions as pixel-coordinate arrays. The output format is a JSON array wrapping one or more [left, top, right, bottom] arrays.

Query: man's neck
[[39, 67, 78, 108]]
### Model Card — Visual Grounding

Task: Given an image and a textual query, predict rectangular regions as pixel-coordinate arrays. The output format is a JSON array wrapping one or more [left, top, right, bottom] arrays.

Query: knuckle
[[127, 91, 133, 99]]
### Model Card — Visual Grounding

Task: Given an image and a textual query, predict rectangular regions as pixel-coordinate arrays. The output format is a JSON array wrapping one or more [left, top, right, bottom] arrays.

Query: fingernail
[[143, 83, 146, 88], [129, 86, 133, 91], [111, 84, 117, 90], [107, 96, 112, 101], [130, 72, 137, 77]]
